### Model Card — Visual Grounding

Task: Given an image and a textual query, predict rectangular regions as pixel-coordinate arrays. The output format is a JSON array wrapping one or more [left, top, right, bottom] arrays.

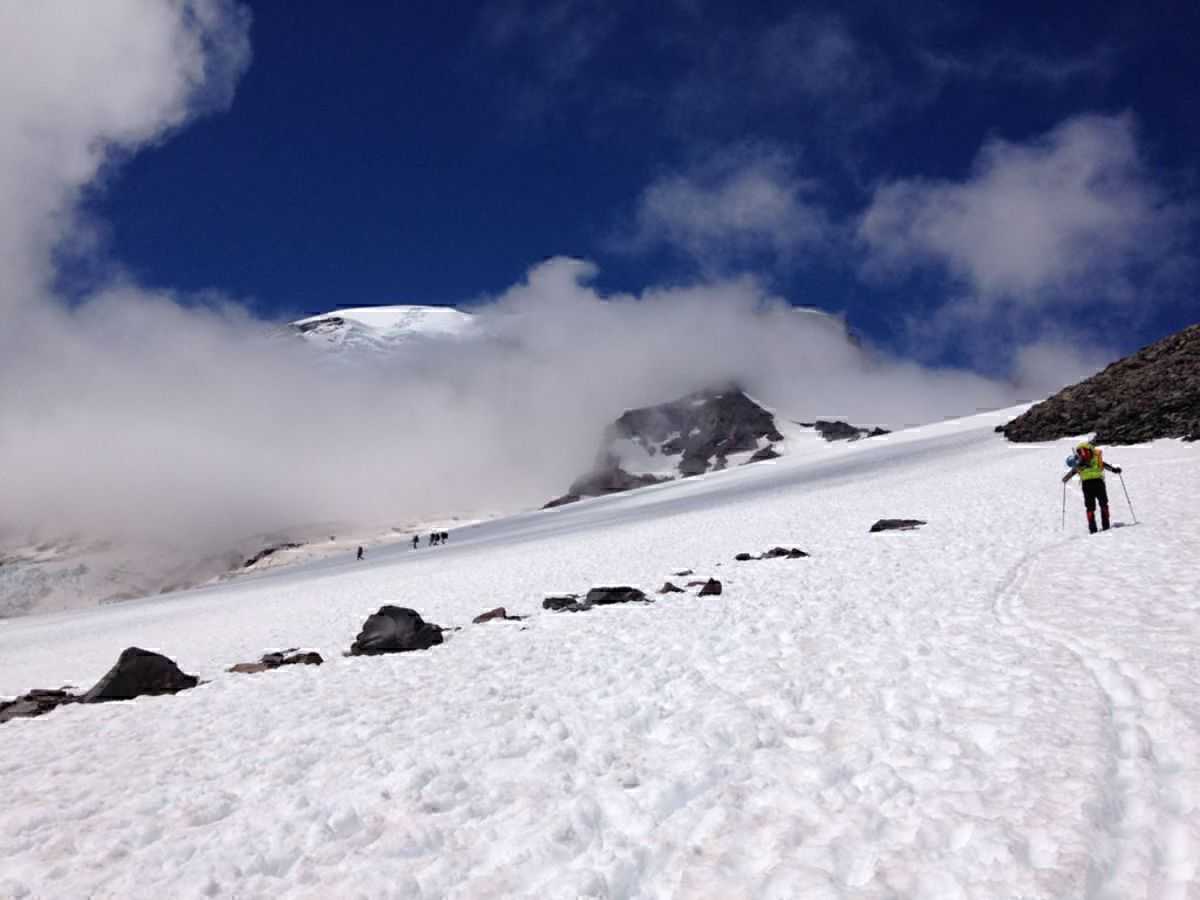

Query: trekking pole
[[1118, 472, 1138, 524], [1061, 482, 1067, 530]]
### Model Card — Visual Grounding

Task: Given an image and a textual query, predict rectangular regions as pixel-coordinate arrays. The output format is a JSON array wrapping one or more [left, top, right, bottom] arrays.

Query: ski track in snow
[[1, 411, 1198, 899]]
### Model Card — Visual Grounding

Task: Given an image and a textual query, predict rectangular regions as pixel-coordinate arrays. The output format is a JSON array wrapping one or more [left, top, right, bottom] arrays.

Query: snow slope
[[1, 407, 1198, 899]]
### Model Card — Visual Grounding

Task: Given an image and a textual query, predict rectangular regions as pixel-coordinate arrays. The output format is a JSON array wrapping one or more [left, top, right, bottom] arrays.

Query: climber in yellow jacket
[[1062, 442, 1122, 533]]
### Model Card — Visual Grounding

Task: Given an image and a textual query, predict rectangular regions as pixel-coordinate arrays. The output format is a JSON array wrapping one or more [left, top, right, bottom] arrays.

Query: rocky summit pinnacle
[[1000, 323, 1200, 444]]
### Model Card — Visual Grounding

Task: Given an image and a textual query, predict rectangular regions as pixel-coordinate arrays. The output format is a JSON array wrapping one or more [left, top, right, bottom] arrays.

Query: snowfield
[[1, 407, 1198, 899]]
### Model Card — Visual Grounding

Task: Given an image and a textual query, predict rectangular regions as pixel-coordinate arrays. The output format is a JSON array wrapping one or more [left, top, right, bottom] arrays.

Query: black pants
[[1081, 478, 1110, 531]]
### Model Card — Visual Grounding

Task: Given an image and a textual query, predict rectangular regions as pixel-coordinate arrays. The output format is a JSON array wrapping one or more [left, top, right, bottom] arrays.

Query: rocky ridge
[[1001, 324, 1200, 444]]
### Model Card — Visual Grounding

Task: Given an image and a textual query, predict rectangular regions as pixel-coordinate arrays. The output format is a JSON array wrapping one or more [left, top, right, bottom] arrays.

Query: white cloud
[[0, 0, 251, 306], [858, 113, 1186, 305], [628, 146, 833, 270]]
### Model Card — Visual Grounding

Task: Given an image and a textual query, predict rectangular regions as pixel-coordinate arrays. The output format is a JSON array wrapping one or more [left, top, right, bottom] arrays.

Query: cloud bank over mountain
[[0, 0, 1139, 555]]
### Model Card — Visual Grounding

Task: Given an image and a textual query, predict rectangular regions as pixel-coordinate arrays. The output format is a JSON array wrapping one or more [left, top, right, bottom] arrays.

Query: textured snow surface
[[2, 409, 1198, 899]]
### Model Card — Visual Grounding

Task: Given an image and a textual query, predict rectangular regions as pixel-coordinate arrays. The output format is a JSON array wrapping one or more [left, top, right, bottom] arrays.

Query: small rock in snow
[[473, 607, 523, 623], [698, 579, 723, 596], [869, 519, 927, 533], [658, 582, 685, 594]]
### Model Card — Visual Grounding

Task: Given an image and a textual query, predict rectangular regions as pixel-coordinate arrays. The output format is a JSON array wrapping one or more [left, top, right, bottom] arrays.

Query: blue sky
[[89, 0, 1197, 373]]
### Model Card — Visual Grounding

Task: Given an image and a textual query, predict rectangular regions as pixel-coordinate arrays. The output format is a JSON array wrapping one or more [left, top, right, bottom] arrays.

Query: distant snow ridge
[[290, 305, 478, 352]]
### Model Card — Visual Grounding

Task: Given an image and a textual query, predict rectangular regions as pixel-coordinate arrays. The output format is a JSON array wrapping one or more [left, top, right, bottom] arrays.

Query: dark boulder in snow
[[543, 493, 582, 509], [734, 552, 755, 561], [658, 582, 685, 594], [672, 569, 694, 577], [869, 519, 926, 533], [698, 579, 723, 596], [999, 323, 1200, 444], [82, 648, 199, 703], [349, 606, 443, 655], [0, 688, 79, 724], [584, 586, 649, 606], [229, 649, 324, 674]]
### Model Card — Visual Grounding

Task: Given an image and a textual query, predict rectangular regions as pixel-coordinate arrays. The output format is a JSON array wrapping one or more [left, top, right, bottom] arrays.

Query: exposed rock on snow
[[1000, 323, 1200, 444], [545, 587, 650, 612], [763, 546, 810, 559], [736, 546, 810, 561], [658, 582, 685, 594], [544, 467, 667, 508], [869, 519, 927, 533], [586, 587, 649, 606], [228, 649, 324, 674], [542, 493, 582, 509], [800, 419, 891, 441], [698, 578, 723, 596], [349, 607, 444, 655], [241, 542, 303, 569], [0, 689, 78, 724], [746, 445, 781, 463], [543, 595, 585, 612], [472, 607, 522, 624], [81, 648, 199, 703], [551, 388, 787, 506]]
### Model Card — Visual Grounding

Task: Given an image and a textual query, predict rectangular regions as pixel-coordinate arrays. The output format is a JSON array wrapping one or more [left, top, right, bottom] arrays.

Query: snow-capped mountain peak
[[291, 305, 477, 351]]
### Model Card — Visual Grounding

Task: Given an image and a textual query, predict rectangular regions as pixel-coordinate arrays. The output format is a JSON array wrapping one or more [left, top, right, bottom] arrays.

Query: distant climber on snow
[[411, 535, 419, 550], [356, 546, 364, 561], [430, 532, 440, 546], [1062, 442, 1122, 533]]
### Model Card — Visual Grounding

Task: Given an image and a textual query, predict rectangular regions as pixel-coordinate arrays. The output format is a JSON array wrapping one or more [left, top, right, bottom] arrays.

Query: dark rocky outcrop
[[473, 607, 523, 624], [869, 519, 926, 533], [799, 420, 890, 441], [82, 647, 199, 703], [543, 595, 582, 611], [0, 689, 79, 724], [1000, 324, 1200, 444], [229, 649, 324, 674], [698, 579, 723, 596], [349, 606, 443, 655], [613, 389, 783, 471], [550, 388, 787, 505], [658, 582, 685, 594]]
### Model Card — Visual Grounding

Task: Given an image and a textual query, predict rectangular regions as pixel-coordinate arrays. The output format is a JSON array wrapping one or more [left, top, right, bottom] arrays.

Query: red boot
[[1086, 510, 1098, 534]]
